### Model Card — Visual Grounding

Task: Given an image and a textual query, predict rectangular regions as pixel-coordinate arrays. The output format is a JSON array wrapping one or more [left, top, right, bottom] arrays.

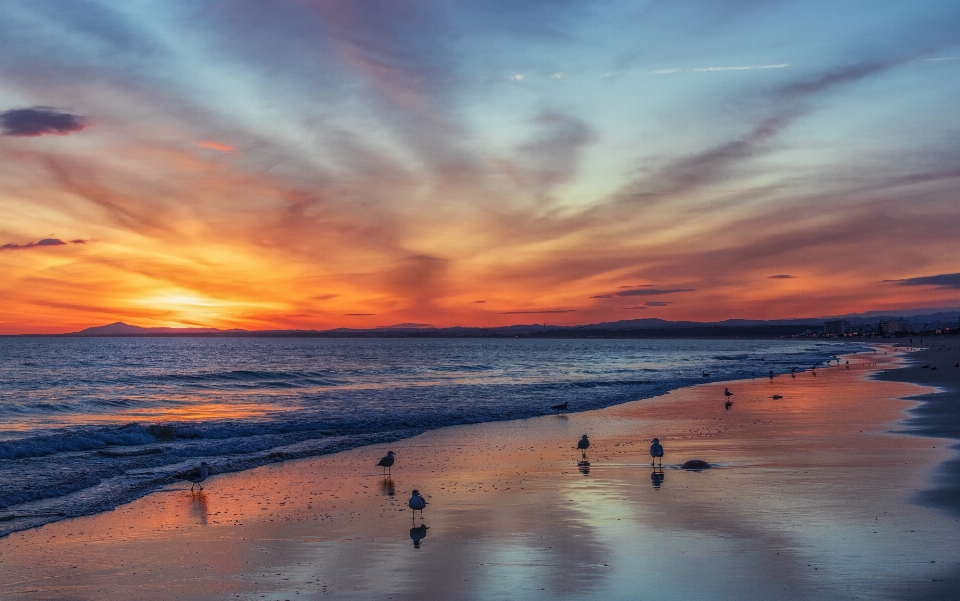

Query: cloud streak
[[0, 238, 86, 251], [0, 107, 88, 136], [593, 289, 695, 298], [888, 273, 960, 289]]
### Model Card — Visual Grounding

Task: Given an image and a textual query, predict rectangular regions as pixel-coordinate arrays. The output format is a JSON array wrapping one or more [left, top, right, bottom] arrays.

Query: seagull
[[377, 451, 396, 476], [551, 401, 568, 415], [702, 371, 710, 377], [176, 461, 212, 492], [650, 437, 664, 467], [724, 388, 733, 399], [408, 489, 427, 520], [577, 435, 590, 461]]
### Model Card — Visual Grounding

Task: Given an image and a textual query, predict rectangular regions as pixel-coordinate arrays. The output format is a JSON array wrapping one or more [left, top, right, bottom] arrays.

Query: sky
[[2, 0, 960, 333]]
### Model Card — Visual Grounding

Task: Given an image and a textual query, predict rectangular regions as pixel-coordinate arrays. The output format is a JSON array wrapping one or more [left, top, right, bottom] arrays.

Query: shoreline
[[2, 345, 959, 599], [875, 342, 960, 520], [0, 338, 858, 539]]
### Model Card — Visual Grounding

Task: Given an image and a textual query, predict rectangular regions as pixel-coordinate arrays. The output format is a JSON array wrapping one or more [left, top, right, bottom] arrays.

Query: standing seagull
[[408, 489, 427, 521], [577, 435, 590, 462], [551, 401, 568, 415], [176, 461, 212, 492], [724, 388, 733, 399], [376, 451, 396, 476], [650, 437, 664, 467]]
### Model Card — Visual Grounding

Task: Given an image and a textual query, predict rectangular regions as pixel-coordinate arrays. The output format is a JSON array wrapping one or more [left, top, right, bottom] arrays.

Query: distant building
[[880, 318, 908, 335], [823, 319, 850, 336]]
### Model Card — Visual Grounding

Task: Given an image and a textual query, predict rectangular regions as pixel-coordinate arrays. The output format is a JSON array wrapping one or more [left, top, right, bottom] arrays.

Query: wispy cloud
[[0, 238, 86, 251], [197, 141, 235, 152], [887, 273, 960, 289], [501, 309, 576, 314], [768, 274, 797, 279], [689, 64, 788, 72], [0, 106, 88, 137], [593, 288, 694, 298]]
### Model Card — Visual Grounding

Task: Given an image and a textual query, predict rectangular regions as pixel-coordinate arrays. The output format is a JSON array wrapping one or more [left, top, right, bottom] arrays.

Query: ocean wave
[[0, 337, 865, 536]]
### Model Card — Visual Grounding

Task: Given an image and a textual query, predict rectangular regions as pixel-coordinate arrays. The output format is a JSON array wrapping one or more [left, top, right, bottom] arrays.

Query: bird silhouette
[[551, 401, 568, 415], [724, 388, 733, 399], [377, 451, 395, 476], [650, 437, 664, 467], [176, 461, 212, 492], [577, 435, 590, 462], [408, 489, 427, 521]]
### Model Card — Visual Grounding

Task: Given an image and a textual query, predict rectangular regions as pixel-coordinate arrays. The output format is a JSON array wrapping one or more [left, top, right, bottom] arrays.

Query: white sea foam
[[0, 337, 859, 536]]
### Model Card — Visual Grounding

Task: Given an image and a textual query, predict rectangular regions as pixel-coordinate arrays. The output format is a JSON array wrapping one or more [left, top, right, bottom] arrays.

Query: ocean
[[0, 336, 858, 536]]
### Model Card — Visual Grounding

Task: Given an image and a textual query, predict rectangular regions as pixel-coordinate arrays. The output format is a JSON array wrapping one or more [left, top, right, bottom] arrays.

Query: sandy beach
[[2, 344, 959, 600]]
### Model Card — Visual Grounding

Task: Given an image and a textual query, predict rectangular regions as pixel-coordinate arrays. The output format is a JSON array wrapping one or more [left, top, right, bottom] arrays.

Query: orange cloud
[[197, 141, 235, 153]]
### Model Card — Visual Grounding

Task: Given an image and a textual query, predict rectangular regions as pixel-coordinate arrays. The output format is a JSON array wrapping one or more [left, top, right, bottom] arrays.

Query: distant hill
[[53, 308, 959, 338], [73, 322, 231, 336]]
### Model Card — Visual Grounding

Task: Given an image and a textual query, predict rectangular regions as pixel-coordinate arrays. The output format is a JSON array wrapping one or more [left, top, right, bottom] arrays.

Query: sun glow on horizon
[[1, 2, 959, 334]]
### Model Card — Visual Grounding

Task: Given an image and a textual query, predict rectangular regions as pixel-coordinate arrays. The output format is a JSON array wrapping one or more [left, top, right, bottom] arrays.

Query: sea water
[[0, 336, 857, 535]]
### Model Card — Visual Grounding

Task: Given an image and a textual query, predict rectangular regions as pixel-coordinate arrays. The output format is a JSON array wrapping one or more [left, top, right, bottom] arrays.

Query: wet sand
[[2, 345, 959, 600]]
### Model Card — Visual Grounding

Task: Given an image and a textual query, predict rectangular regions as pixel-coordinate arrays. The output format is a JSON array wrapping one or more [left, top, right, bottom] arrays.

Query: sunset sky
[[2, 1, 960, 333]]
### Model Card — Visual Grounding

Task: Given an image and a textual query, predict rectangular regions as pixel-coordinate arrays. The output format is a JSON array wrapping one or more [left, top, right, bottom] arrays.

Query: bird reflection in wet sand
[[651, 468, 665, 490], [187, 491, 209, 525], [410, 524, 429, 548], [579, 463, 590, 475], [380, 477, 395, 496]]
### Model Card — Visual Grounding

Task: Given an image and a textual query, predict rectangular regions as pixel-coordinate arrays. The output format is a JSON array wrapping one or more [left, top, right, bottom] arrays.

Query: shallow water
[[2, 348, 955, 601], [0, 337, 854, 535]]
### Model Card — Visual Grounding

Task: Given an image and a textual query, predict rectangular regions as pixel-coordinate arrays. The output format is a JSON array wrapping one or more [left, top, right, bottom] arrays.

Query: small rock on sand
[[681, 459, 711, 470]]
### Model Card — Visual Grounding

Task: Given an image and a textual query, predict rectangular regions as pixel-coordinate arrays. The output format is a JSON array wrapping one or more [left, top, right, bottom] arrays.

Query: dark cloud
[[312, 294, 340, 300], [472, 300, 486, 303], [500, 309, 576, 314], [644, 301, 671, 306], [888, 273, 960, 289], [775, 61, 904, 100], [343, 313, 376, 316], [0, 238, 80, 251], [0, 106, 88, 136], [768, 274, 796, 279], [592, 288, 694, 298]]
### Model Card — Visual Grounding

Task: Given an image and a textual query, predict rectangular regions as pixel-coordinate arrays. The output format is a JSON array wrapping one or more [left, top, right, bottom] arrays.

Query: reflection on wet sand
[[2, 347, 958, 600], [650, 467, 665, 490], [409, 524, 428, 549], [187, 491, 209, 526]]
